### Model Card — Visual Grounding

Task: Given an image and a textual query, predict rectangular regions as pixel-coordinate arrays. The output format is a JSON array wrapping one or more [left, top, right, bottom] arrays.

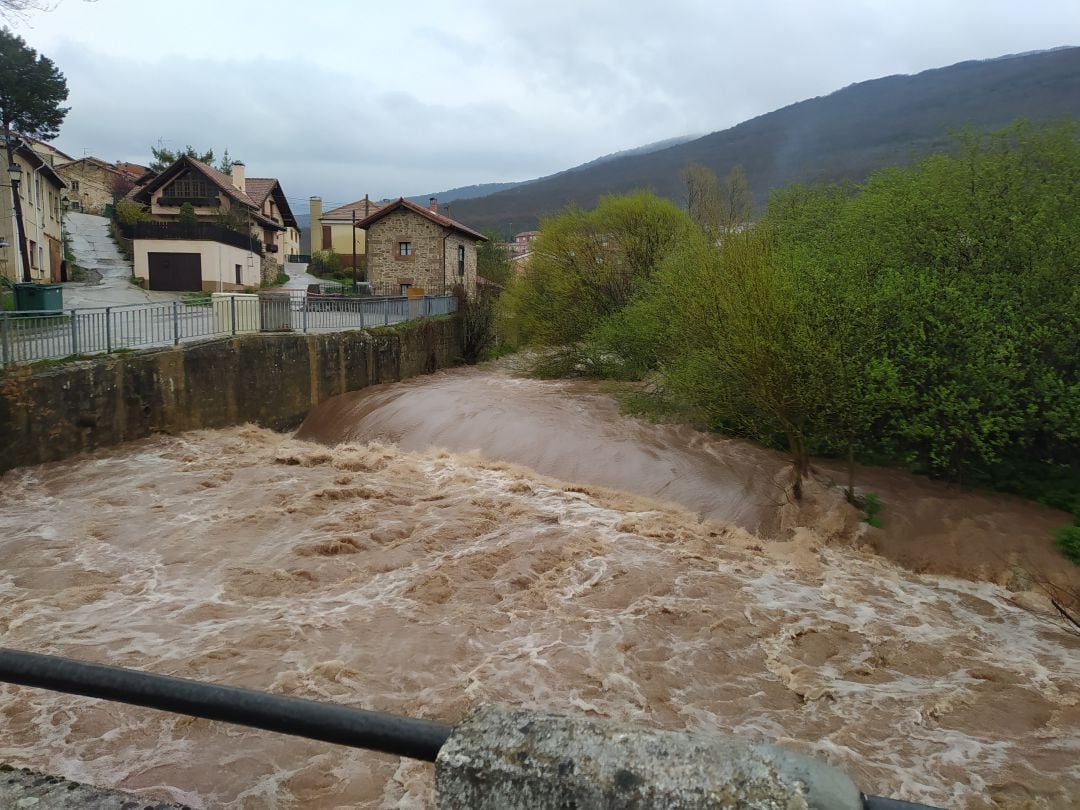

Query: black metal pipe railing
[[0, 648, 450, 762], [0, 647, 941, 809]]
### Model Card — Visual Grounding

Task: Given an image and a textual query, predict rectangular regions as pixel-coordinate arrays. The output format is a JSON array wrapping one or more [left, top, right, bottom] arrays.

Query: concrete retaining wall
[[0, 316, 462, 472]]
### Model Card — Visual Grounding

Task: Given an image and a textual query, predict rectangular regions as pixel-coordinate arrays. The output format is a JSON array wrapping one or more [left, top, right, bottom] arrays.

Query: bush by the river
[[500, 119, 1080, 536]]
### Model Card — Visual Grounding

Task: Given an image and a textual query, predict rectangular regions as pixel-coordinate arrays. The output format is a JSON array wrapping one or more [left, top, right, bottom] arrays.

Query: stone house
[[355, 197, 486, 296], [1, 138, 67, 284], [56, 156, 130, 214], [126, 157, 298, 291]]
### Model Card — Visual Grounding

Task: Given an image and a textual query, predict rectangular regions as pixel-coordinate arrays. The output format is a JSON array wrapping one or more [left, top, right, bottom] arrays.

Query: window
[[399, 283, 412, 296], [70, 180, 80, 192], [457, 244, 465, 276], [28, 240, 37, 269], [235, 264, 242, 286], [163, 169, 213, 200], [398, 241, 412, 257]]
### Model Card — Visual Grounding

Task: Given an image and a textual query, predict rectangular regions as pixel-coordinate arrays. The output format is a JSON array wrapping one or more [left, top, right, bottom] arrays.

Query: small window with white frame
[[398, 241, 412, 257]]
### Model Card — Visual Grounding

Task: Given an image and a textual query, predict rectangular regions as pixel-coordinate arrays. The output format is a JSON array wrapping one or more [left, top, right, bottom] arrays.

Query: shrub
[[461, 292, 497, 364], [1056, 524, 1080, 566], [114, 199, 149, 226], [862, 493, 883, 528], [178, 202, 198, 225], [308, 250, 344, 278]]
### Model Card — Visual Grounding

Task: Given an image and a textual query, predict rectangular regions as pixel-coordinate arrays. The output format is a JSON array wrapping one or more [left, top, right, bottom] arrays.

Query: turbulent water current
[[1, 367, 1078, 808]]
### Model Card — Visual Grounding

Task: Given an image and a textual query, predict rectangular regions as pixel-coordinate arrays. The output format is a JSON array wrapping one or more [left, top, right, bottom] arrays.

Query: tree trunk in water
[[846, 444, 856, 505], [788, 432, 808, 501]]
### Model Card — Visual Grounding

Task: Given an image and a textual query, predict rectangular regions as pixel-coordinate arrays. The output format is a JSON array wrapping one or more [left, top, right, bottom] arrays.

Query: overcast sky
[[10, 0, 1079, 212]]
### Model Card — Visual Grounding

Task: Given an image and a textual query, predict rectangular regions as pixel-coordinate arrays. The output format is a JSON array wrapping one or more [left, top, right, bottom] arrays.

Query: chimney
[[231, 161, 246, 193], [309, 196, 323, 250], [429, 196, 438, 212], [364, 194, 370, 218]]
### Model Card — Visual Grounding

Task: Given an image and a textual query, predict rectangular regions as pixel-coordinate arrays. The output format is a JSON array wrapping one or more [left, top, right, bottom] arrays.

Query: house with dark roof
[[354, 197, 486, 296], [125, 156, 298, 291]]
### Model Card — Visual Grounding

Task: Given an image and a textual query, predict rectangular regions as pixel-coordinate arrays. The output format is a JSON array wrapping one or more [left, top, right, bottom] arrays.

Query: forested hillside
[[453, 47, 1080, 233]]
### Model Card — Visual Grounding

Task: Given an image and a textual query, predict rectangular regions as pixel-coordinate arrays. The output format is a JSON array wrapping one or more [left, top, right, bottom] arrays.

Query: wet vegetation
[[498, 119, 1080, 554]]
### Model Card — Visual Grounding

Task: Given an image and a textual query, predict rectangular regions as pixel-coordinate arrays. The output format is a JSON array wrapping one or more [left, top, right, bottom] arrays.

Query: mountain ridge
[[447, 46, 1080, 234]]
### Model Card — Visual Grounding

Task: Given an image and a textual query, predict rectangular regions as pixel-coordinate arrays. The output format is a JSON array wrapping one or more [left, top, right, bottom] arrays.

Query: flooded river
[[1, 367, 1078, 808]]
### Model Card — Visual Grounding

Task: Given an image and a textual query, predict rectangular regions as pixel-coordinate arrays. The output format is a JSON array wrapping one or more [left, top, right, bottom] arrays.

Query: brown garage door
[[148, 252, 202, 291]]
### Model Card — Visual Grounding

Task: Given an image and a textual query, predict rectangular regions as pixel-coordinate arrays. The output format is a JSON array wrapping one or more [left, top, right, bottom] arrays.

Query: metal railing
[[0, 292, 458, 367], [116, 220, 264, 254], [0, 648, 939, 809]]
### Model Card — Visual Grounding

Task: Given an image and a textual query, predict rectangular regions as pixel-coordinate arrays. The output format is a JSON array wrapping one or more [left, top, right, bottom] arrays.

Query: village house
[[56, 156, 133, 214], [22, 133, 72, 168], [355, 197, 485, 296], [308, 195, 383, 265], [126, 157, 298, 291], [506, 229, 539, 257], [1, 138, 68, 284]]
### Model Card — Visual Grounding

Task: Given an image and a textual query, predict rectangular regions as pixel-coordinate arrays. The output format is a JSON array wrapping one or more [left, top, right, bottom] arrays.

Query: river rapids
[[0, 367, 1077, 808]]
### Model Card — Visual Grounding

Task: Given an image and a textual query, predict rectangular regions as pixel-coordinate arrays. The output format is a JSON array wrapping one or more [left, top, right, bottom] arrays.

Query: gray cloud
[[17, 0, 1080, 209]]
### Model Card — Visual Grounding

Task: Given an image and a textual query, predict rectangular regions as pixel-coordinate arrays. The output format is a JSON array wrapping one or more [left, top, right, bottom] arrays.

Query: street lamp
[[6, 163, 20, 184]]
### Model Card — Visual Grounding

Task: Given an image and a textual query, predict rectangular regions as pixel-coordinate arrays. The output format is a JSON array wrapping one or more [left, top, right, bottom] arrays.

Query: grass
[[1, 291, 12, 312], [183, 291, 212, 307]]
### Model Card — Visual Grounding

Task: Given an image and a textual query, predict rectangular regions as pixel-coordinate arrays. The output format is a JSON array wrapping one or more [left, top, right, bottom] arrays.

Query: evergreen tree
[[0, 27, 68, 281]]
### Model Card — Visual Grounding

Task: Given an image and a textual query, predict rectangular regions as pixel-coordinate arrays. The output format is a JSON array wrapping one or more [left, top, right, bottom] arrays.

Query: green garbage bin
[[14, 283, 63, 313]]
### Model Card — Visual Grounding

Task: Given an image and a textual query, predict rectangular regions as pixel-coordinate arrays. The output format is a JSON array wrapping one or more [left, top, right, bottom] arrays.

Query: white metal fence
[[0, 292, 458, 367]]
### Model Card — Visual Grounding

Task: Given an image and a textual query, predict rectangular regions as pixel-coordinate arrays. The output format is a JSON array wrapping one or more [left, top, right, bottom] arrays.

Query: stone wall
[[367, 208, 446, 291], [0, 317, 463, 473]]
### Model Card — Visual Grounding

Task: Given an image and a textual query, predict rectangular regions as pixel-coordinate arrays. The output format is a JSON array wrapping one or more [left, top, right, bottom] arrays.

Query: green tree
[[149, 144, 215, 172], [218, 148, 235, 174], [0, 26, 68, 281], [511, 191, 695, 347], [178, 202, 198, 226], [718, 164, 754, 233], [681, 162, 721, 239], [477, 231, 511, 285]]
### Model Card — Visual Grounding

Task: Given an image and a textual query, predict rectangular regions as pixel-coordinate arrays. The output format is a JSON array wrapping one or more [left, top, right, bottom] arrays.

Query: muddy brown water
[[1, 366, 1078, 808]]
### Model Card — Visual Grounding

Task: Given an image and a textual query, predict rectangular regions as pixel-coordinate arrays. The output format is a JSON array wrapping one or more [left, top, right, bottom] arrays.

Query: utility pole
[[351, 208, 357, 291], [6, 154, 32, 283]]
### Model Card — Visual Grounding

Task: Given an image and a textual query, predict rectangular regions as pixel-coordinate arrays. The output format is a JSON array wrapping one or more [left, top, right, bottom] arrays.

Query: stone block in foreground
[[436, 706, 862, 810], [0, 765, 189, 809]]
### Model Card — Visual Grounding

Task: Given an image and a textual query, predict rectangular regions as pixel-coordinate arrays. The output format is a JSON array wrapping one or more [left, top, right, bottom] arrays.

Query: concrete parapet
[[436, 705, 862, 809]]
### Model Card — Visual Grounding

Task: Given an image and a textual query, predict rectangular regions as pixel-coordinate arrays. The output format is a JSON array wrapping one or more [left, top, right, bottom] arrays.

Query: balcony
[[156, 196, 220, 208], [118, 221, 263, 255]]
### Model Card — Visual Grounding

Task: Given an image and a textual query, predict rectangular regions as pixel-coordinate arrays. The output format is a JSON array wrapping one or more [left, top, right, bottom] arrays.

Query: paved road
[[62, 212, 179, 309], [282, 260, 320, 290]]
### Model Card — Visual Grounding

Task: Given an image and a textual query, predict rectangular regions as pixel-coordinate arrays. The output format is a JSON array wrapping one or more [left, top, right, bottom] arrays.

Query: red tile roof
[[353, 197, 487, 241], [244, 178, 276, 207], [115, 161, 149, 180]]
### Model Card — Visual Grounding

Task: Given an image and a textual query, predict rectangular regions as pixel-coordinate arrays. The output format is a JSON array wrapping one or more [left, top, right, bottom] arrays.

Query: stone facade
[[56, 158, 124, 215], [366, 208, 478, 296]]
